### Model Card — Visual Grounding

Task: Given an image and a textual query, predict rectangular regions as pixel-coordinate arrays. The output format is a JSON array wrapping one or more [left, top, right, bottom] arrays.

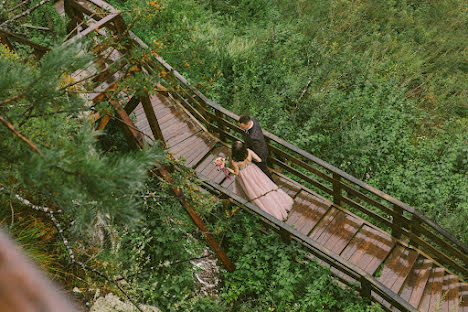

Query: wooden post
[[157, 168, 235, 272], [409, 214, 419, 248], [64, 0, 82, 36], [360, 276, 371, 299], [265, 137, 276, 170], [124, 95, 140, 115], [0, 33, 15, 52], [140, 92, 165, 147], [332, 172, 343, 206], [215, 110, 226, 142], [392, 204, 403, 239], [279, 227, 291, 244]]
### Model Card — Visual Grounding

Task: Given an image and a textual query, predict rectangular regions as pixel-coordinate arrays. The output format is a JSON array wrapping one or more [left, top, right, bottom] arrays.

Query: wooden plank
[[172, 133, 218, 168], [68, 13, 120, 43], [166, 128, 200, 148], [309, 207, 340, 241], [220, 171, 236, 191], [398, 257, 433, 309], [195, 146, 229, 173], [340, 225, 395, 275], [441, 274, 451, 312], [313, 210, 363, 255], [288, 190, 331, 235], [159, 112, 191, 133], [156, 109, 182, 127], [169, 132, 202, 155], [186, 136, 218, 167], [378, 246, 419, 293], [460, 283, 468, 312], [418, 267, 445, 312], [444, 276, 460, 312], [161, 116, 200, 140]]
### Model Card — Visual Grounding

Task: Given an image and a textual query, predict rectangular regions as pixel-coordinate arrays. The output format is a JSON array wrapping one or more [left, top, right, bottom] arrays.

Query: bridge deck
[[133, 91, 467, 312]]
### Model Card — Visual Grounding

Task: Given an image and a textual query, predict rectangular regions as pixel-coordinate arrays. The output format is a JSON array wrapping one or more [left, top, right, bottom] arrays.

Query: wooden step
[[309, 208, 363, 255], [169, 132, 218, 168], [272, 173, 302, 198], [285, 190, 331, 235], [340, 225, 395, 275], [418, 267, 446, 311], [195, 146, 230, 184], [398, 257, 433, 309], [378, 245, 419, 293], [440, 275, 462, 312]]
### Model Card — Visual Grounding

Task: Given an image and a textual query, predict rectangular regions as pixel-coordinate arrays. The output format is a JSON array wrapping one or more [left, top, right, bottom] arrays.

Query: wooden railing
[[60, 0, 467, 310], [201, 178, 417, 312], [0, 28, 50, 58], [142, 52, 468, 279]]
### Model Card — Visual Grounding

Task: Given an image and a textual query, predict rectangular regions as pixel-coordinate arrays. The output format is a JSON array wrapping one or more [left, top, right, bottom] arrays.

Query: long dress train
[[233, 157, 293, 221]]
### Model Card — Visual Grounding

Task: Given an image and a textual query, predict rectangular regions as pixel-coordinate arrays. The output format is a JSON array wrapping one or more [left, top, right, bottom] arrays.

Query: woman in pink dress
[[226, 141, 293, 221]]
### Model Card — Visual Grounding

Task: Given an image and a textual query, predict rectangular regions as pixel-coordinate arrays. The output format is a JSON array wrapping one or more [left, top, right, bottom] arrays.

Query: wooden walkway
[[47, 0, 468, 310], [132, 92, 467, 312]]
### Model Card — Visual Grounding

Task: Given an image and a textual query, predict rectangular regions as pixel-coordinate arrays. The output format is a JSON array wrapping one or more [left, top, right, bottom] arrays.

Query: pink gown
[[233, 150, 293, 221]]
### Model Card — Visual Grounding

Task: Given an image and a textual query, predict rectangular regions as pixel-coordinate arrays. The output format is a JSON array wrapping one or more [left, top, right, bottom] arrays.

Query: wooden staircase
[[5, 0, 463, 310]]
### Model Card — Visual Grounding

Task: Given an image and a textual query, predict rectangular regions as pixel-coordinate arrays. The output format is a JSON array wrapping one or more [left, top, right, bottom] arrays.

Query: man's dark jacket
[[242, 118, 273, 180]]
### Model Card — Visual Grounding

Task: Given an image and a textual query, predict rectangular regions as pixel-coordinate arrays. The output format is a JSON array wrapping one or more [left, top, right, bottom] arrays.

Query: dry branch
[[0, 0, 54, 27], [0, 114, 44, 156], [21, 23, 50, 31], [7, 0, 29, 13]]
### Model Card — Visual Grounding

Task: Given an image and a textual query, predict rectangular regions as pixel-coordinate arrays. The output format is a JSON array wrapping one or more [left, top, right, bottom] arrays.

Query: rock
[[90, 293, 160, 312]]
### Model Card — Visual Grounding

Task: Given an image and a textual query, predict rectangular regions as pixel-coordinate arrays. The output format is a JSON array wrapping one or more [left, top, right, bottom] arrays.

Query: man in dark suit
[[239, 115, 274, 181]]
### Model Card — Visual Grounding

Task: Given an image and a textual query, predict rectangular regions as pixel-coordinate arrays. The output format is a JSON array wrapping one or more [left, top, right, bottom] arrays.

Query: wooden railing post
[[360, 276, 371, 299], [140, 92, 165, 147], [392, 204, 403, 239], [64, 0, 83, 36], [0, 33, 14, 52], [409, 214, 419, 248], [279, 227, 291, 244], [215, 110, 226, 142], [332, 173, 343, 206]]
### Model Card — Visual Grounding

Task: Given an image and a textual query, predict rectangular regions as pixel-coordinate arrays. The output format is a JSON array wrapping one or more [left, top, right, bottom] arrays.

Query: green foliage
[[104, 173, 382, 311], [0, 43, 165, 236], [112, 0, 468, 243], [219, 214, 383, 312]]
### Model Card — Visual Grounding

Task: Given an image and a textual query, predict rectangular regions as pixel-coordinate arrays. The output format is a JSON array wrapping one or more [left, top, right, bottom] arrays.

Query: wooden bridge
[[2, 0, 467, 310]]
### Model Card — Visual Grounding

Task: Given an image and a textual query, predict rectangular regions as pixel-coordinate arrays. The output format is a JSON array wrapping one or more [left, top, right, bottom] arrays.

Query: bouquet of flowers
[[214, 157, 231, 180]]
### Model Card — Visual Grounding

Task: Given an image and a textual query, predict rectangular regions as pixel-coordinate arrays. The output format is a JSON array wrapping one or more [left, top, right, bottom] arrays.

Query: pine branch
[[0, 114, 44, 156], [0, 93, 25, 107], [0, 0, 54, 28], [2, 189, 145, 312]]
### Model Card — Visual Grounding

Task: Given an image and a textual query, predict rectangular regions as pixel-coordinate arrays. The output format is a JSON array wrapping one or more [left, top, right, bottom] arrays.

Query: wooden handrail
[[0, 28, 50, 58], [61, 0, 468, 305], [200, 178, 418, 312], [131, 42, 468, 277], [144, 57, 468, 276]]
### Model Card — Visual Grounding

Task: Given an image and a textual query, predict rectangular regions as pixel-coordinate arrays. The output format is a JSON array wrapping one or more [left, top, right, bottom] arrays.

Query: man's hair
[[239, 115, 251, 124]]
